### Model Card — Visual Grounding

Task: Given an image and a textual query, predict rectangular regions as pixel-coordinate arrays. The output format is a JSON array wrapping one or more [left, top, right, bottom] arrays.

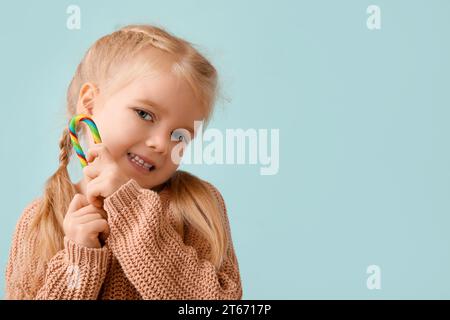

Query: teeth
[[128, 153, 154, 170]]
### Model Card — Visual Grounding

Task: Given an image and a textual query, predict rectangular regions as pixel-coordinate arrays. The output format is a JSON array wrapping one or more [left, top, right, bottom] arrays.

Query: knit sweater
[[4, 179, 242, 300]]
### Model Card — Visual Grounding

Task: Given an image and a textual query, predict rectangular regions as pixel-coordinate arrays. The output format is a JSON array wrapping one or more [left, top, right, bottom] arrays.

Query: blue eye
[[171, 130, 187, 143], [135, 109, 154, 121], [135, 109, 188, 143]]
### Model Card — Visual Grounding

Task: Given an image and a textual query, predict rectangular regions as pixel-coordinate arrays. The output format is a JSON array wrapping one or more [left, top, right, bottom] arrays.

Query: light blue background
[[1, 0, 450, 299]]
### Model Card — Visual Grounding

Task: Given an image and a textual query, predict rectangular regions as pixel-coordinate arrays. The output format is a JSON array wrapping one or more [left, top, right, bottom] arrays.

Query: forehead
[[125, 71, 205, 120]]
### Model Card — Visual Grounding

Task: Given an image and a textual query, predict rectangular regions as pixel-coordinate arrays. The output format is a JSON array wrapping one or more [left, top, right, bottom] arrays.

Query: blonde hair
[[20, 24, 231, 297]]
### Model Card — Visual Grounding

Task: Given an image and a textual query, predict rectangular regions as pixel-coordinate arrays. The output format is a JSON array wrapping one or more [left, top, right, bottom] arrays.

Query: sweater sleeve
[[103, 178, 243, 300], [33, 237, 110, 300], [4, 199, 111, 300]]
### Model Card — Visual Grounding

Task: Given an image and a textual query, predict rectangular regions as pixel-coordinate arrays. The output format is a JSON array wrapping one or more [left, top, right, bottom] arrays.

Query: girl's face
[[78, 70, 205, 191]]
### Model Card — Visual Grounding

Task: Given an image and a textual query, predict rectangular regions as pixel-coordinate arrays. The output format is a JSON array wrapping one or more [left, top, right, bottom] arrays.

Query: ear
[[76, 82, 99, 116]]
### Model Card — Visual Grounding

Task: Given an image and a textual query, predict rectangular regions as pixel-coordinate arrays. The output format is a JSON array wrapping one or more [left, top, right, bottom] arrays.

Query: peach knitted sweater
[[4, 179, 242, 300]]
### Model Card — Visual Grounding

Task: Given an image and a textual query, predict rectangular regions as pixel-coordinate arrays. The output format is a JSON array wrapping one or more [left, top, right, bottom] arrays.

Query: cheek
[[98, 129, 134, 159], [158, 162, 179, 183], [167, 152, 181, 171]]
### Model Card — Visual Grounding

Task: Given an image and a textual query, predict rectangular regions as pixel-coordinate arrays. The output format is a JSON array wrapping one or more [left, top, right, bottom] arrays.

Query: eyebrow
[[134, 98, 195, 135], [135, 99, 166, 114]]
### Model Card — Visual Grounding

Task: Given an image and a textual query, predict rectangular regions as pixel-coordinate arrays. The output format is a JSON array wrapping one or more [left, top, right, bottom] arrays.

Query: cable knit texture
[[4, 179, 242, 300]]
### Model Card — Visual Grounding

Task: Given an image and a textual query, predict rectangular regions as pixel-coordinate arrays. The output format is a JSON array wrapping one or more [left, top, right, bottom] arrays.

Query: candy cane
[[68, 114, 102, 168]]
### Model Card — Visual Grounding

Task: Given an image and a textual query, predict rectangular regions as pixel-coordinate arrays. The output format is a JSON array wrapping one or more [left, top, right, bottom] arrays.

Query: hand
[[63, 193, 110, 248], [83, 143, 130, 208]]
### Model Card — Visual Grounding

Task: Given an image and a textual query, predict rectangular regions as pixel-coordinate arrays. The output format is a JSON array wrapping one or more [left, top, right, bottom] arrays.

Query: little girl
[[5, 24, 242, 300]]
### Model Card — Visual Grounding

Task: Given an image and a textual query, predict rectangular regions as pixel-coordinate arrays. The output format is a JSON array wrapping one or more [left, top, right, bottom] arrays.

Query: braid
[[22, 127, 77, 296], [54, 128, 74, 193], [58, 128, 73, 169]]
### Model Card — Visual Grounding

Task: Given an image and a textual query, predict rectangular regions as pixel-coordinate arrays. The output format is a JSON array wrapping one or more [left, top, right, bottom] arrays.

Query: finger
[[101, 223, 110, 238], [70, 204, 100, 217], [95, 208, 107, 220], [91, 207, 107, 220], [67, 194, 89, 214], [71, 204, 108, 220], [83, 219, 109, 234], [86, 146, 100, 164], [74, 213, 106, 225], [86, 179, 105, 208], [82, 164, 100, 181], [86, 144, 113, 164], [93, 198, 105, 209]]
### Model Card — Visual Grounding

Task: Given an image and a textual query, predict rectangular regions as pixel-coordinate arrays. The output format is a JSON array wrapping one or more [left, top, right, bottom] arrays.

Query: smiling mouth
[[127, 152, 155, 172]]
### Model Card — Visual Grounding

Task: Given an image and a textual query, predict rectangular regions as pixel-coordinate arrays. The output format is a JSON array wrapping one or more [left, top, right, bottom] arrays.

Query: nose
[[145, 130, 169, 154]]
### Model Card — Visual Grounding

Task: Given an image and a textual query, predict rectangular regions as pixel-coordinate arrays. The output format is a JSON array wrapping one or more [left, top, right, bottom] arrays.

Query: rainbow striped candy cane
[[68, 114, 102, 168]]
